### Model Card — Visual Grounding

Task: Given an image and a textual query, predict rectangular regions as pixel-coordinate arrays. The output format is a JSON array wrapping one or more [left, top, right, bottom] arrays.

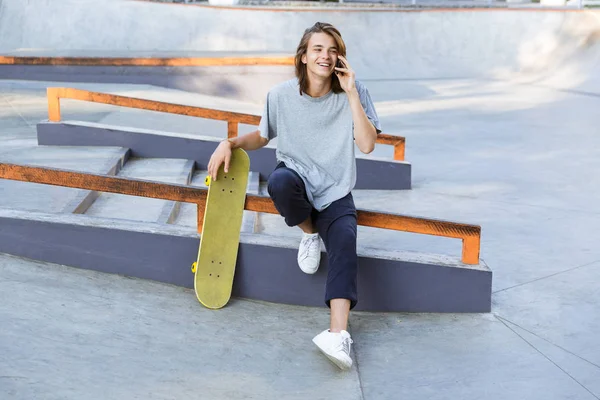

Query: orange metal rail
[[46, 87, 406, 161], [0, 56, 295, 67], [0, 163, 480, 264]]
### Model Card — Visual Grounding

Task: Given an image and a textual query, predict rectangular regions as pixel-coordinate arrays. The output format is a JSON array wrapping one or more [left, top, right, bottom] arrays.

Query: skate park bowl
[[0, 4, 599, 98], [1, 1, 600, 313]]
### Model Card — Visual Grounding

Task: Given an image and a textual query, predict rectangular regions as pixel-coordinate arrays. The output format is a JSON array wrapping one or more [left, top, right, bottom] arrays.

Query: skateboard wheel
[[204, 176, 211, 186], [191, 262, 197, 273]]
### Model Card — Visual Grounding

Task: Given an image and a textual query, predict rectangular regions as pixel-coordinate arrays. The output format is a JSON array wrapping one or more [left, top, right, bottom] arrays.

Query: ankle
[[297, 217, 316, 234]]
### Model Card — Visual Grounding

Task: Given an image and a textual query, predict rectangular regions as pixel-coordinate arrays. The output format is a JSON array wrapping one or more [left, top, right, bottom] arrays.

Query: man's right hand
[[206, 130, 268, 180], [207, 140, 233, 181]]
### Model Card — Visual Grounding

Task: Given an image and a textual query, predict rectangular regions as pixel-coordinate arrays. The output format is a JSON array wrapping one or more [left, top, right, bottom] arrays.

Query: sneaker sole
[[313, 342, 352, 370], [298, 260, 319, 274], [299, 267, 319, 274]]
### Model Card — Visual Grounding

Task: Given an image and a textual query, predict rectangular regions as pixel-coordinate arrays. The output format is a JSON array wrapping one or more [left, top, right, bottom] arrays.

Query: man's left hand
[[335, 55, 356, 93]]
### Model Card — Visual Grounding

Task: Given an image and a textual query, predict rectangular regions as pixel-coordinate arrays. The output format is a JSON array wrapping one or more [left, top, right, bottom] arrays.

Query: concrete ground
[[2, 74, 600, 398], [2, 3, 600, 399]]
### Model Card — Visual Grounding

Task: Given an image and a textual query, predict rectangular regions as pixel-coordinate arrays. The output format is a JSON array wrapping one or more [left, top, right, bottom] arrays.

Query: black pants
[[267, 163, 358, 309]]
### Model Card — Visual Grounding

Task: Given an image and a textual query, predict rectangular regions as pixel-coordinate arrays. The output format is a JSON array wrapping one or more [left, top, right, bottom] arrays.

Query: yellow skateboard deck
[[193, 148, 250, 309]]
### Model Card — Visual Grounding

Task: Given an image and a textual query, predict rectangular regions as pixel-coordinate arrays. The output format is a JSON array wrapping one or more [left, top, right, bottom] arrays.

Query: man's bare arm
[[226, 130, 269, 151], [207, 130, 269, 180], [335, 55, 377, 154], [348, 90, 377, 154]]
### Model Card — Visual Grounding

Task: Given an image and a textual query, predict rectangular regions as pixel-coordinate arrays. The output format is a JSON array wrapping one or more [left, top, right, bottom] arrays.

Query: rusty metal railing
[[0, 163, 480, 264], [46, 87, 407, 161], [0, 55, 295, 67]]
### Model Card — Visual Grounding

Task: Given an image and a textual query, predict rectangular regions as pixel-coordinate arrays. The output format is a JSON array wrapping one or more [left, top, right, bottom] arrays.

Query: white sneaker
[[297, 232, 321, 274], [312, 329, 354, 370]]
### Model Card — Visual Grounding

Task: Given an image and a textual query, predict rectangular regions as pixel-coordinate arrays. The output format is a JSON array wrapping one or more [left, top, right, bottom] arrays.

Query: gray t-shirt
[[259, 78, 381, 211]]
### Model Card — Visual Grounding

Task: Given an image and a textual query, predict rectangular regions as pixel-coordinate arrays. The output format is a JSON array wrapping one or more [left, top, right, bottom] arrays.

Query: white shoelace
[[341, 337, 353, 355], [300, 235, 320, 261]]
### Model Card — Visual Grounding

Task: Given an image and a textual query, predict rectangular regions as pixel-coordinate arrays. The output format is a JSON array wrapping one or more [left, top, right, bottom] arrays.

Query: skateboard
[[191, 148, 250, 309]]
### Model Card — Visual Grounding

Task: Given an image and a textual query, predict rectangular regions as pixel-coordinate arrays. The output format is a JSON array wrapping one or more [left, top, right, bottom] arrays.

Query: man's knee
[[267, 167, 312, 226], [267, 167, 302, 198]]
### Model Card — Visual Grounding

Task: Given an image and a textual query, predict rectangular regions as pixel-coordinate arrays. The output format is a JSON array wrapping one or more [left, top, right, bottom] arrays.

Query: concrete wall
[[1, 0, 598, 85]]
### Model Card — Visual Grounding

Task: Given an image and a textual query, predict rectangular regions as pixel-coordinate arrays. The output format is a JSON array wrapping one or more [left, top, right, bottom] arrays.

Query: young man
[[207, 22, 381, 370]]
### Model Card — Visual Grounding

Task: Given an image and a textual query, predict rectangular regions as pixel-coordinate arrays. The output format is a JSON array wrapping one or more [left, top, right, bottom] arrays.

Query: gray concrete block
[[0, 209, 491, 313], [37, 121, 412, 190]]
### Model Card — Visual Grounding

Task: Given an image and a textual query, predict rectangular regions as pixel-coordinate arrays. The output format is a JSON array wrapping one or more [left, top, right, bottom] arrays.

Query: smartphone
[[336, 59, 344, 77]]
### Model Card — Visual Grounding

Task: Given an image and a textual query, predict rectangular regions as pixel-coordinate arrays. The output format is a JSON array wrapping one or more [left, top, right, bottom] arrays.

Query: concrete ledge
[[37, 121, 412, 190], [0, 208, 491, 313]]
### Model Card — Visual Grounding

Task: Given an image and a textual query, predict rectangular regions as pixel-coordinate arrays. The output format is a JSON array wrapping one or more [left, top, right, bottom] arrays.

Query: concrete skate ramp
[[1, 1, 599, 95]]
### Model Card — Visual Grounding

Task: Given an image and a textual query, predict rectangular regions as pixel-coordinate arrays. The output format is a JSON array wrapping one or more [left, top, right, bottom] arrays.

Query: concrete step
[[0, 146, 130, 214], [0, 208, 492, 313], [83, 157, 194, 223]]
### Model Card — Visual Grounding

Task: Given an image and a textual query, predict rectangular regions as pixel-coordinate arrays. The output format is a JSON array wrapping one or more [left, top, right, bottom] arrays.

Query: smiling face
[[301, 32, 339, 80], [295, 22, 347, 95]]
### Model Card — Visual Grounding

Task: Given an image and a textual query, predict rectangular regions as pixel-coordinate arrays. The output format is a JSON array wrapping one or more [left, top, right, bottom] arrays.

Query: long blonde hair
[[295, 22, 347, 96]]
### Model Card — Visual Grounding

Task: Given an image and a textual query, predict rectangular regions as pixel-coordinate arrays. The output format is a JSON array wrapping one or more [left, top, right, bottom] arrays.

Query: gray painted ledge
[[37, 120, 412, 190], [0, 208, 491, 313]]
